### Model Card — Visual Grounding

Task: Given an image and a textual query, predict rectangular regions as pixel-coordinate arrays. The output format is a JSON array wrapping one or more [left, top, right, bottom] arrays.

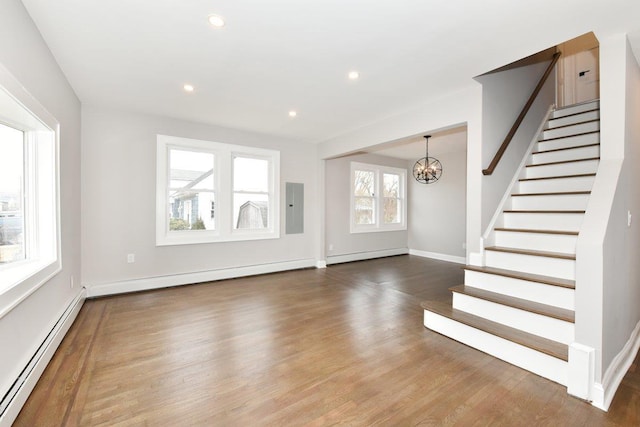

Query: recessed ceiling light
[[208, 14, 225, 28], [288, 111, 297, 118], [183, 84, 195, 92], [348, 71, 360, 80]]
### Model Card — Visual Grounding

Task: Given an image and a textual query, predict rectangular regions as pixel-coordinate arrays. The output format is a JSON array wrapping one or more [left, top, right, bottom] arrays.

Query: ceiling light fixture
[[348, 71, 360, 80], [208, 14, 225, 28], [288, 111, 297, 118], [183, 84, 195, 93], [413, 135, 442, 184]]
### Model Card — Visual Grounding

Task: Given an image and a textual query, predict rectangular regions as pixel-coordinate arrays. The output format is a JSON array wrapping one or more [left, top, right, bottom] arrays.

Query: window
[[156, 135, 280, 245], [0, 65, 60, 307], [350, 162, 406, 233]]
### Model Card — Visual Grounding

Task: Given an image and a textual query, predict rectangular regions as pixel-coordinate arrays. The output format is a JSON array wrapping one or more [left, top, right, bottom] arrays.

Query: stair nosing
[[484, 246, 576, 260], [493, 227, 579, 236], [463, 265, 575, 289], [537, 130, 599, 143], [421, 300, 568, 361], [511, 191, 590, 197], [449, 284, 575, 323], [542, 118, 600, 132], [503, 209, 585, 214], [532, 142, 600, 155], [548, 108, 599, 122], [525, 157, 600, 168], [519, 173, 596, 182]]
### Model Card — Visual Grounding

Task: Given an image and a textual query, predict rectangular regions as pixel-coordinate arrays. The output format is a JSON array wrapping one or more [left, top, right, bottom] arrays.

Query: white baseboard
[[86, 259, 318, 297], [0, 289, 85, 427], [316, 260, 327, 269], [591, 319, 640, 411], [325, 248, 409, 265], [409, 249, 466, 265]]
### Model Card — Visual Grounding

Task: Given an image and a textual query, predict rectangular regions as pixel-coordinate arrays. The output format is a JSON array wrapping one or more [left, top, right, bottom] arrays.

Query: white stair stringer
[[422, 100, 600, 389], [424, 310, 568, 386]]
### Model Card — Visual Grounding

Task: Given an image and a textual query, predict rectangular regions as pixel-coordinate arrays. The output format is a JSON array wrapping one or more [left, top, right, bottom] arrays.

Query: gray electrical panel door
[[285, 182, 304, 234]]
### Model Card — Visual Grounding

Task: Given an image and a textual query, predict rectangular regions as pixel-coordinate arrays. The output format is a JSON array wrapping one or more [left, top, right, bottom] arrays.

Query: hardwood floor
[[14, 255, 640, 426]]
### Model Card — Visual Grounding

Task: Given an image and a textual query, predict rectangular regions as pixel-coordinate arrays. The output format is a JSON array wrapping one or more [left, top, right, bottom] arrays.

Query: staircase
[[422, 100, 600, 386]]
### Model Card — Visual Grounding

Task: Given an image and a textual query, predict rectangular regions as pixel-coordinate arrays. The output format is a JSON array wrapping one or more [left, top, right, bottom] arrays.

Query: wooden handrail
[[483, 52, 561, 176]]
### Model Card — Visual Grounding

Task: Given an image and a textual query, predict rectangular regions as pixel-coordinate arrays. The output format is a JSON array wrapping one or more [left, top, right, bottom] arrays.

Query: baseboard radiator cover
[[0, 289, 86, 427]]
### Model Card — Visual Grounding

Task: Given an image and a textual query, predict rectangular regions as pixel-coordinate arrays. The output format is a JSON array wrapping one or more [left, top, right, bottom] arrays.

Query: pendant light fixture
[[412, 135, 442, 184]]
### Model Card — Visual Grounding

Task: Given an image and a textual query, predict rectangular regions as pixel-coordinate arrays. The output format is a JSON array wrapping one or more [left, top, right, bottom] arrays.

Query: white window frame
[[350, 161, 407, 233], [156, 135, 280, 246], [0, 64, 61, 318]]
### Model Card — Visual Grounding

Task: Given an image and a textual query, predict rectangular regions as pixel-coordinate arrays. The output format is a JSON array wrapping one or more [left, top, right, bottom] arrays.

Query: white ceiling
[[368, 126, 467, 161], [20, 0, 640, 144]]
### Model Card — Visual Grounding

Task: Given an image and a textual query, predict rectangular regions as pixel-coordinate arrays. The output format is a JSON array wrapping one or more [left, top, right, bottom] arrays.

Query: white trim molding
[[591, 319, 640, 411], [409, 249, 465, 265], [86, 259, 318, 297], [568, 342, 595, 401], [0, 289, 85, 427], [326, 248, 409, 265]]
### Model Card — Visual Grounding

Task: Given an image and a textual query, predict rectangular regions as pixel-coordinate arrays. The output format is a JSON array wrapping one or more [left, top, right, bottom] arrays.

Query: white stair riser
[[464, 270, 574, 310], [525, 159, 599, 179], [542, 121, 599, 139], [510, 194, 590, 211], [537, 132, 599, 152], [547, 110, 599, 128], [452, 293, 574, 344], [494, 231, 577, 254], [485, 251, 575, 280], [518, 176, 595, 193], [503, 212, 584, 232], [423, 311, 568, 386], [531, 145, 600, 164], [552, 101, 599, 118]]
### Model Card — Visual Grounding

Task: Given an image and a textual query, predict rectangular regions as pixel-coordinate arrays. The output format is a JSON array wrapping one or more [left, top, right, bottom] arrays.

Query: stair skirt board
[[518, 176, 595, 193], [552, 101, 600, 118], [546, 110, 599, 128], [510, 193, 590, 211], [502, 212, 584, 232], [530, 145, 600, 164], [451, 293, 574, 344], [464, 270, 575, 310], [541, 121, 600, 139], [525, 159, 599, 179], [484, 251, 575, 281], [494, 230, 577, 254], [423, 310, 568, 386], [536, 133, 599, 152]]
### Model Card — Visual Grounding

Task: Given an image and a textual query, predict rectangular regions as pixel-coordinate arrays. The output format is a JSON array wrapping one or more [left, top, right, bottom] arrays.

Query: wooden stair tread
[[532, 142, 600, 155], [421, 300, 568, 361], [449, 285, 575, 323], [519, 173, 595, 182], [538, 130, 599, 143], [503, 209, 585, 214], [511, 191, 590, 197], [494, 227, 579, 236], [542, 118, 600, 132], [485, 246, 576, 260], [525, 157, 600, 168], [463, 265, 575, 289], [548, 108, 599, 122]]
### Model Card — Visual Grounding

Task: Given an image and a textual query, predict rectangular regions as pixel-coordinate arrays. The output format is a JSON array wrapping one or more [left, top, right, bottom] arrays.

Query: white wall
[[81, 106, 318, 291], [476, 59, 556, 232], [324, 153, 408, 260], [408, 128, 467, 261], [0, 0, 81, 406]]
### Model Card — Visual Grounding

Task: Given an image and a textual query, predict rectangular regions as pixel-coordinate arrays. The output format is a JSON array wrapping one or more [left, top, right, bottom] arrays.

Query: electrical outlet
[[462, 242, 467, 249], [628, 210, 632, 228], [70, 276, 74, 289], [127, 253, 135, 263], [328, 244, 334, 251]]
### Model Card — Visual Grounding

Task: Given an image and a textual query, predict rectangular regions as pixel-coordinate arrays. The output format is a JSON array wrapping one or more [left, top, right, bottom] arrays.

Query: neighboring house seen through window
[[156, 135, 280, 245], [350, 162, 407, 233]]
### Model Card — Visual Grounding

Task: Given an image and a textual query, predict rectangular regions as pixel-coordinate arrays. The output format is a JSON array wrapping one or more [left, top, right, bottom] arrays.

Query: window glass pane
[[384, 198, 401, 224], [0, 124, 25, 264], [169, 149, 214, 231], [354, 170, 374, 197], [383, 173, 399, 197], [234, 193, 268, 229], [354, 197, 375, 225], [234, 157, 268, 192]]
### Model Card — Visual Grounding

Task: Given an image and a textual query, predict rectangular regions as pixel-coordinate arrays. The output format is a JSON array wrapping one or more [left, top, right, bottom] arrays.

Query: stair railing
[[483, 52, 562, 176]]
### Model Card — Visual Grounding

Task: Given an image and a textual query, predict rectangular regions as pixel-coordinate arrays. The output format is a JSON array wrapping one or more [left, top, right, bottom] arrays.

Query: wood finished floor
[[15, 255, 640, 426]]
